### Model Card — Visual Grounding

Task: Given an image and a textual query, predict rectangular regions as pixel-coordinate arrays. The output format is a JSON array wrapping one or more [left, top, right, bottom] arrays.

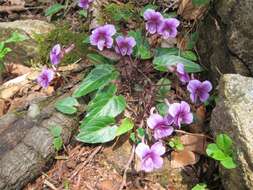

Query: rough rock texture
[[197, 0, 253, 85], [0, 94, 77, 190], [0, 20, 54, 66], [210, 74, 253, 190], [103, 138, 194, 189]]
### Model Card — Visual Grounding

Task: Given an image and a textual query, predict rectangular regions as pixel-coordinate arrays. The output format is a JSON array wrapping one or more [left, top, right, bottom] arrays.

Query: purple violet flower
[[144, 9, 164, 34], [115, 36, 136, 56], [176, 63, 190, 84], [37, 68, 55, 88], [50, 44, 62, 65], [78, 0, 93, 9], [90, 24, 116, 51], [135, 142, 165, 172], [167, 101, 193, 127], [187, 79, 212, 103], [147, 113, 174, 139], [158, 18, 180, 39]]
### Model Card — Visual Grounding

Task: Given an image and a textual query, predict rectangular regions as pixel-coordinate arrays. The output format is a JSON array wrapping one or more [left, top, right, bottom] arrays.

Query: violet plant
[[47, 2, 236, 175]]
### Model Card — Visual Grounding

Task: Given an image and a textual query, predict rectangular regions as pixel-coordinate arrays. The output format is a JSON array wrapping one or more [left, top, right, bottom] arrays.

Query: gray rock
[[0, 20, 54, 66], [210, 74, 253, 190], [0, 20, 55, 39], [197, 0, 253, 85]]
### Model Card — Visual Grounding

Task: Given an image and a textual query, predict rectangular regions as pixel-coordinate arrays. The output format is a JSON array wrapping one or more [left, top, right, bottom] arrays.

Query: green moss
[[101, 3, 141, 25], [34, 24, 89, 66]]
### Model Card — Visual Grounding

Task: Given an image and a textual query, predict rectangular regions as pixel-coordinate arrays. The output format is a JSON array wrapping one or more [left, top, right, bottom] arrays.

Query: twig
[[174, 129, 214, 140], [0, 5, 25, 12], [44, 179, 58, 190], [70, 145, 102, 179], [119, 144, 136, 190]]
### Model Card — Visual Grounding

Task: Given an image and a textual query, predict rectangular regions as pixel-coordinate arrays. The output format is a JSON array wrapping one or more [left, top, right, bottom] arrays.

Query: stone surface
[[103, 138, 194, 189], [0, 94, 78, 190], [197, 0, 253, 85], [0, 20, 54, 66], [210, 74, 253, 190]]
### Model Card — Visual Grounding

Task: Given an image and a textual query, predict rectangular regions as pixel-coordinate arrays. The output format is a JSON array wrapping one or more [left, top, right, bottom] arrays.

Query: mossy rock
[[0, 20, 55, 67], [34, 24, 89, 66], [0, 28, 37, 67]]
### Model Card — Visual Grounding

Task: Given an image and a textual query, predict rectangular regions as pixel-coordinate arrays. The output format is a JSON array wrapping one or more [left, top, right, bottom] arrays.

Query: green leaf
[[73, 64, 118, 98], [192, 183, 207, 190], [50, 126, 62, 137], [116, 118, 134, 136], [140, 4, 158, 17], [105, 3, 133, 22], [162, 12, 177, 18], [86, 94, 126, 120], [206, 143, 227, 161], [4, 32, 28, 43], [153, 54, 203, 73], [155, 47, 179, 57], [137, 128, 145, 137], [156, 78, 171, 102], [53, 137, 63, 151], [86, 53, 115, 64], [55, 97, 79, 115], [192, 0, 210, 6], [79, 10, 88, 17], [130, 132, 136, 142], [181, 51, 198, 61], [156, 103, 169, 116], [169, 137, 184, 151], [45, 3, 64, 17], [83, 36, 90, 44], [128, 30, 152, 60], [76, 116, 117, 144], [216, 134, 233, 154], [0, 42, 12, 60], [220, 157, 237, 169]]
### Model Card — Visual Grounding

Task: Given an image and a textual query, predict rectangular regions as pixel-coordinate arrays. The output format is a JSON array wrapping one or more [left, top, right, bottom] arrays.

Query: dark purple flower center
[[150, 15, 161, 24], [41, 74, 49, 82], [97, 31, 107, 41], [143, 151, 155, 161], [155, 121, 168, 130]]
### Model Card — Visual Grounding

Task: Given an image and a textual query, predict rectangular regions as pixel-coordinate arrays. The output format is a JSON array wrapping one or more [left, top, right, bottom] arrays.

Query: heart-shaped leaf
[[153, 54, 203, 73], [55, 97, 79, 115], [81, 84, 126, 124], [73, 64, 119, 98], [116, 118, 134, 136], [216, 134, 233, 154], [206, 143, 227, 161], [45, 3, 64, 17], [76, 116, 117, 144], [128, 30, 152, 60]]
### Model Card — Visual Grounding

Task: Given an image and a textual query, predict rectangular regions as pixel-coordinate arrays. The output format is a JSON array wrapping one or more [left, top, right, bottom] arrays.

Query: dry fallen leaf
[[180, 134, 207, 155], [6, 63, 31, 76], [190, 105, 206, 133], [177, 0, 208, 20], [171, 150, 199, 168]]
